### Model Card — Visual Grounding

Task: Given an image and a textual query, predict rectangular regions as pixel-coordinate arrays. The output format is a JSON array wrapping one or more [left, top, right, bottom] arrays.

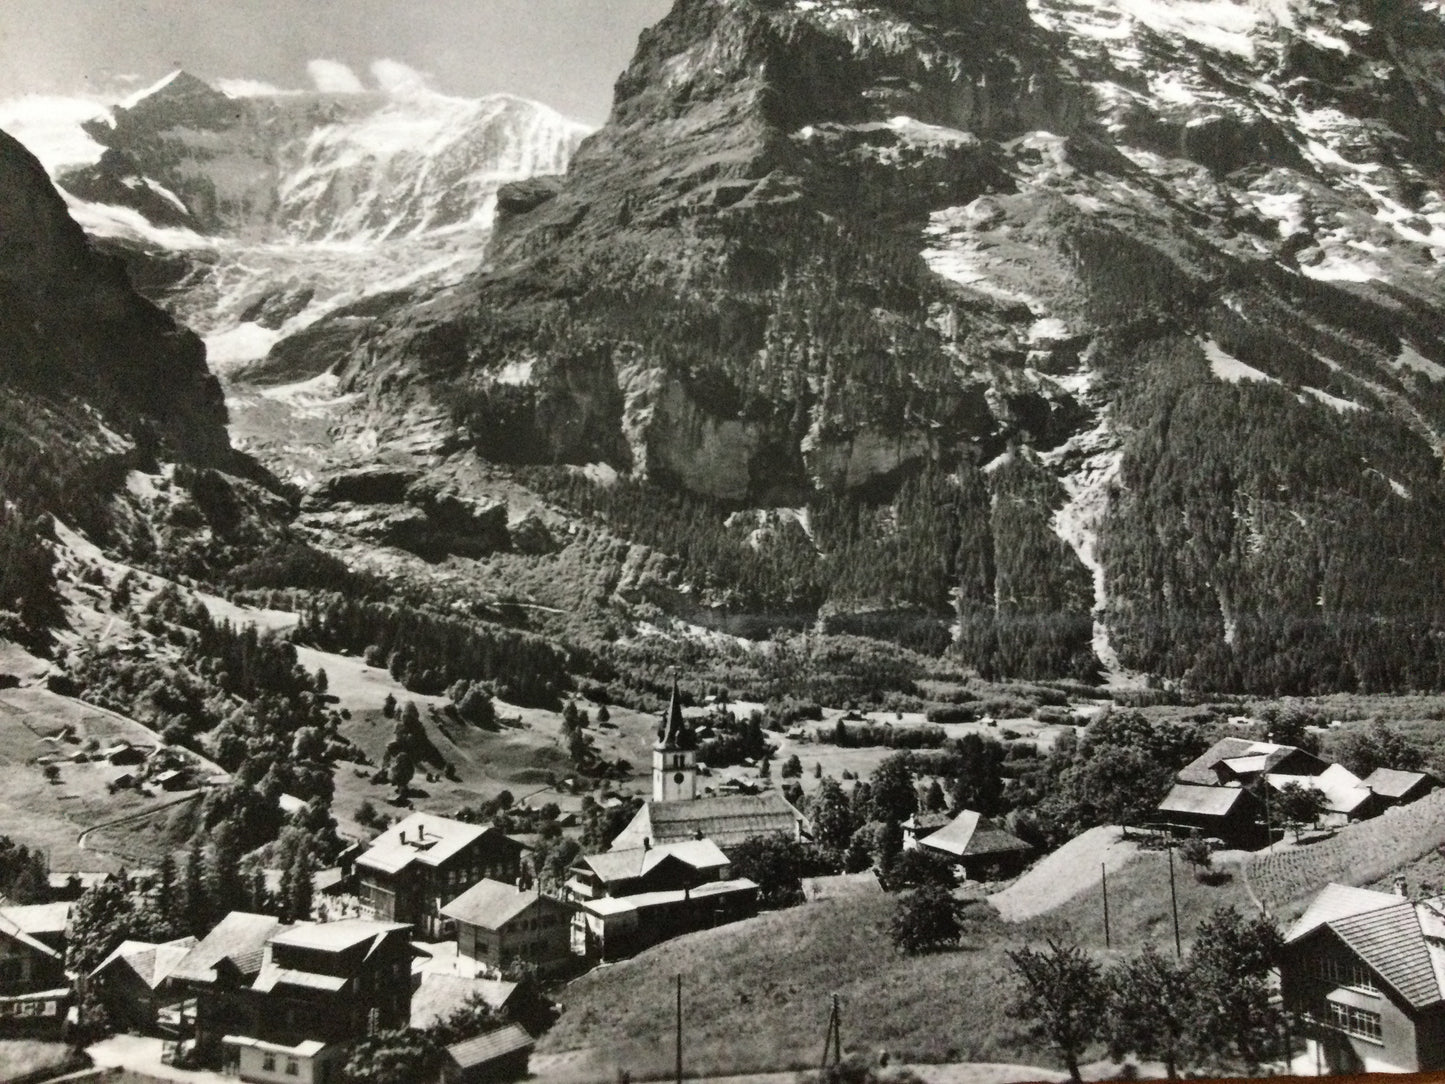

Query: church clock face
[[673, 772, 686, 785]]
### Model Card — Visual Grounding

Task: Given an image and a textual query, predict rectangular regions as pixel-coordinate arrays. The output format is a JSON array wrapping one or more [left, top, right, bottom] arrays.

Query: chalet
[[1154, 783, 1265, 847], [1282, 882, 1445, 1074], [0, 902, 71, 1034], [89, 936, 196, 1033], [169, 912, 287, 1058], [1267, 763, 1384, 827], [901, 812, 951, 851], [440, 879, 572, 975], [441, 1023, 535, 1084], [573, 877, 759, 962], [176, 915, 413, 1082], [1365, 768, 1437, 809], [566, 838, 731, 902], [610, 793, 805, 852], [915, 811, 1032, 880], [356, 813, 529, 939], [1177, 738, 1329, 788]]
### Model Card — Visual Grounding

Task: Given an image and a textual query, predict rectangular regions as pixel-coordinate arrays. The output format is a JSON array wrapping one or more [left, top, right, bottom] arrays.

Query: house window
[[286, 1057, 301, 1076], [1319, 956, 1379, 995], [1327, 1000, 1383, 1043], [262, 1053, 277, 1071]]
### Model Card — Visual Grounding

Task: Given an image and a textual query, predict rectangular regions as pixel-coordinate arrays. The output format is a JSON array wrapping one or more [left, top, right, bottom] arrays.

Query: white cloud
[[370, 58, 434, 97], [0, 94, 110, 172], [215, 77, 295, 98], [307, 59, 365, 94]]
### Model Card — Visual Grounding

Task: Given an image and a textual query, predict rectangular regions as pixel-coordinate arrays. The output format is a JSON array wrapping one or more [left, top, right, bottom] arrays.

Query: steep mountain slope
[[49, 73, 590, 371], [24, 0, 1444, 696], [0, 125, 253, 640], [0, 126, 228, 465]]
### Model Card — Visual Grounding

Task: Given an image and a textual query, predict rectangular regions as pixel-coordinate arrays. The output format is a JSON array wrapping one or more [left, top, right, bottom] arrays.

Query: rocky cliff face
[[0, 127, 229, 466], [42, 0, 1445, 690]]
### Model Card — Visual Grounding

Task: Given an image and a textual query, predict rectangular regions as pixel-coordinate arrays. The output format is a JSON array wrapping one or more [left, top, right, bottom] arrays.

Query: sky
[[0, 0, 673, 124]]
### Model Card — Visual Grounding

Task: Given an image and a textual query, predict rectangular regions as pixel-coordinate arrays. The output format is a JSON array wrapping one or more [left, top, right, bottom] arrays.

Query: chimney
[[642, 838, 650, 852], [417, 823, 426, 841], [1396, 876, 1409, 898], [399, 830, 407, 845]]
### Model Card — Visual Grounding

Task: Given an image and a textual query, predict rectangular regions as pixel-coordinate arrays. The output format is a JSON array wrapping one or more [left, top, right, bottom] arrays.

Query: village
[[0, 669, 1443, 1084]]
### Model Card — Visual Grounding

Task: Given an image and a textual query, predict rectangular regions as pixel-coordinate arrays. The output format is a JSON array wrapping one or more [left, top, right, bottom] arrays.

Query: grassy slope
[[0, 685, 212, 872], [539, 840, 1253, 1081], [1247, 787, 1445, 922]]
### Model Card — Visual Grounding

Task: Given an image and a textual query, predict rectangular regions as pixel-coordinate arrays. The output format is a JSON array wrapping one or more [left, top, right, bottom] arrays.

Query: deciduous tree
[[1007, 938, 1102, 1083]]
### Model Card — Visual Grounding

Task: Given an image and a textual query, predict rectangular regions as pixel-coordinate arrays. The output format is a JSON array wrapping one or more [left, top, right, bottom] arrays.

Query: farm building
[[441, 1023, 534, 1083], [1282, 882, 1445, 1074], [1365, 768, 1436, 809], [1154, 783, 1266, 847], [914, 811, 1032, 880], [900, 812, 951, 851], [1267, 764, 1385, 827], [1177, 738, 1329, 787]]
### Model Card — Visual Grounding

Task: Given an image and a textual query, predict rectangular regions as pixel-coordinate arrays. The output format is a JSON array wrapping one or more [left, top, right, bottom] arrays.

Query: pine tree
[[184, 836, 209, 936], [287, 846, 314, 922]]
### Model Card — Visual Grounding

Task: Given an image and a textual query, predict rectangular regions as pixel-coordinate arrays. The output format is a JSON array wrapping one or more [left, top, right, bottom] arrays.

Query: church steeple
[[653, 673, 697, 802]]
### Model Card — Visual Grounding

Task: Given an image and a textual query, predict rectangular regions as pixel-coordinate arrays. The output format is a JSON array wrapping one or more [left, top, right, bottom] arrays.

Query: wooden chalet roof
[[1177, 738, 1311, 785], [447, 1023, 534, 1069], [170, 912, 285, 984], [576, 838, 729, 884], [90, 936, 197, 987], [1156, 783, 1252, 817], [440, 879, 553, 931], [1365, 768, 1433, 800], [917, 810, 1030, 859]]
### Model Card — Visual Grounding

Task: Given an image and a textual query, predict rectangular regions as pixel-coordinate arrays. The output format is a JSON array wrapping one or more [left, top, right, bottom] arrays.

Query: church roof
[[656, 676, 696, 751], [613, 792, 804, 851]]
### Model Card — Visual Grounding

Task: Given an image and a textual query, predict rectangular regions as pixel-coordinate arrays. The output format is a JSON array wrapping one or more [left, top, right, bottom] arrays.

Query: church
[[610, 679, 806, 852]]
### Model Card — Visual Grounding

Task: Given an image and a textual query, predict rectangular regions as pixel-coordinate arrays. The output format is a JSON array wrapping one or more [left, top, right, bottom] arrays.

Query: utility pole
[[1168, 844, 1182, 958], [676, 974, 684, 1084], [820, 993, 842, 1069], [1102, 863, 1111, 949]]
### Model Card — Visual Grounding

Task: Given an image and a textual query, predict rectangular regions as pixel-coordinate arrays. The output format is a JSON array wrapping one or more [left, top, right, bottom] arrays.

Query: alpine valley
[[9, 0, 1445, 720]]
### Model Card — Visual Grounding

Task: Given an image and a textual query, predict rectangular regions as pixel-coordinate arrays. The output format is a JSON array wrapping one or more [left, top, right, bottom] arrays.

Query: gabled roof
[[576, 838, 729, 884], [580, 877, 757, 915], [447, 1023, 534, 1070], [170, 913, 285, 984], [1177, 737, 1320, 785], [440, 879, 555, 930], [269, 919, 409, 955], [1366, 767, 1434, 800], [1156, 782, 1252, 817], [917, 810, 1031, 859], [616, 793, 804, 850], [1287, 884, 1445, 1009], [1288, 883, 1404, 941], [1268, 764, 1374, 815], [356, 813, 511, 876], [412, 974, 518, 1030], [0, 902, 71, 937], [90, 937, 197, 987]]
